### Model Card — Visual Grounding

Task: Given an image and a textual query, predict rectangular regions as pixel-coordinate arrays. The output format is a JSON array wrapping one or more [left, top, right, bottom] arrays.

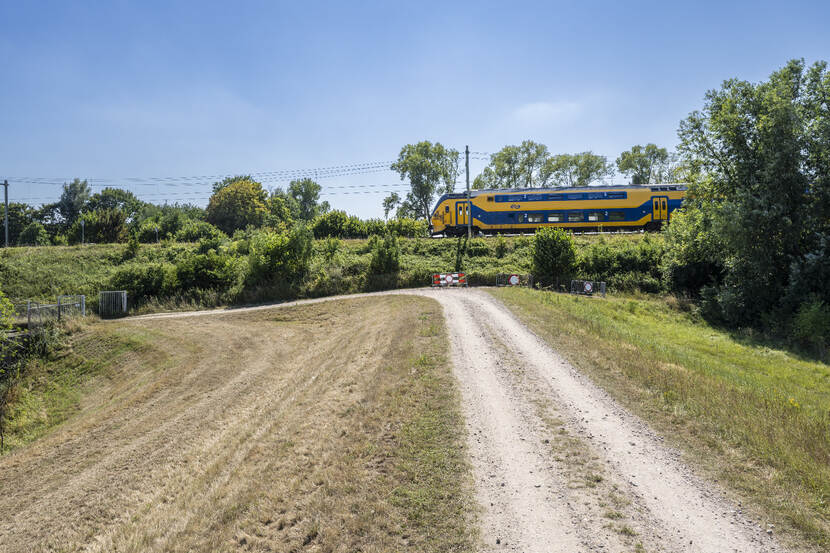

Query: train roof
[[435, 183, 688, 202]]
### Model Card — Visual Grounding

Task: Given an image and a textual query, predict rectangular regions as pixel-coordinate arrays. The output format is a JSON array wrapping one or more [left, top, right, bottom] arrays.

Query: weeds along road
[[1, 289, 788, 553], [133, 288, 786, 553]]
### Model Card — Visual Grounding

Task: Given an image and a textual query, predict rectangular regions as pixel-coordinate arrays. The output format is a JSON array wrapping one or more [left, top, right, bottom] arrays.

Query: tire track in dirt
[[422, 288, 784, 553]]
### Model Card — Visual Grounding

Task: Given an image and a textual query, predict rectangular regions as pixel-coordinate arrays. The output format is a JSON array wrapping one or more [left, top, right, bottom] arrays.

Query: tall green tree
[[670, 59, 830, 325], [205, 177, 268, 234], [473, 140, 551, 189], [86, 188, 145, 220], [391, 141, 460, 220], [273, 179, 330, 221], [382, 192, 400, 220], [2, 203, 36, 245], [545, 152, 614, 187], [616, 144, 670, 184], [57, 178, 91, 225]]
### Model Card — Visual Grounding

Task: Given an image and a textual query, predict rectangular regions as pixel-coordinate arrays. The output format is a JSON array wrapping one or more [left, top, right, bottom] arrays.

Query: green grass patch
[[2, 326, 159, 451], [491, 287, 830, 549]]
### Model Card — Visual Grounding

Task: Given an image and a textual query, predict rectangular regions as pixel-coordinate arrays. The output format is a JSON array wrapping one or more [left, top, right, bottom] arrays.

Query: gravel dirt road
[[136, 288, 787, 552], [2, 289, 789, 552]]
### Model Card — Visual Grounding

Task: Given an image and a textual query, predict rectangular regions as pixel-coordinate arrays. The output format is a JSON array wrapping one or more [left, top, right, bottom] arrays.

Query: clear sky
[[2, 0, 828, 218]]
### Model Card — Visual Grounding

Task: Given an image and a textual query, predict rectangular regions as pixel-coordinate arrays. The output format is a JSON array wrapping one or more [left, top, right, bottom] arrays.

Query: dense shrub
[[175, 252, 243, 292], [386, 217, 428, 238], [69, 209, 127, 244], [532, 228, 576, 286], [109, 263, 178, 303], [791, 300, 830, 358], [175, 220, 225, 243], [369, 233, 400, 275], [17, 222, 50, 246], [247, 226, 313, 286]]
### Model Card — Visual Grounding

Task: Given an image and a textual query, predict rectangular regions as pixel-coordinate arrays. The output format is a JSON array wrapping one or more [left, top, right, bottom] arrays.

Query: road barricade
[[431, 273, 468, 287]]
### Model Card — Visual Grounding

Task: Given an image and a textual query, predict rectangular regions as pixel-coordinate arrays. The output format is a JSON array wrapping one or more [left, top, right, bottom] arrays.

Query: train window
[[608, 211, 625, 221], [547, 213, 564, 222], [487, 196, 494, 202], [568, 212, 583, 222], [528, 214, 543, 223], [445, 206, 449, 213], [587, 212, 603, 222], [606, 192, 627, 199]]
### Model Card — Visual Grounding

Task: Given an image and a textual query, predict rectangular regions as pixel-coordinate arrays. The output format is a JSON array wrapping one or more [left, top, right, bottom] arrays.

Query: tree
[[616, 144, 670, 184], [71, 209, 128, 243], [382, 192, 400, 219], [57, 178, 91, 225], [672, 58, 830, 326], [86, 188, 144, 220], [472, 140, 552, 189], [391, 141, 460, 220], [532, 227, 576, 286], [205, 177, 268, 234], [545, 152, 614, 187], [273, 179, 330, 221], [2, 203, 36, 245], [18, 221, 50, 246], [264, 193, 292, 230]]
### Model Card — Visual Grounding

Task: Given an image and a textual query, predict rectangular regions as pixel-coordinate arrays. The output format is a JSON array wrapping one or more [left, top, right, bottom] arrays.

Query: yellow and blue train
[[429, 184, 686, 236]]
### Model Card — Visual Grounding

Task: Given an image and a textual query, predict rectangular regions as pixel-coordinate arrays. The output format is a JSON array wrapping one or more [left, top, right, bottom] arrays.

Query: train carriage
[[429, 184, 686, 236]]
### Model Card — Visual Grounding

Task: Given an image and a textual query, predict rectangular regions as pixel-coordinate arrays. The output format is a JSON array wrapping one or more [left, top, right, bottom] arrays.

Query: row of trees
[[6, 172, 427, 247]]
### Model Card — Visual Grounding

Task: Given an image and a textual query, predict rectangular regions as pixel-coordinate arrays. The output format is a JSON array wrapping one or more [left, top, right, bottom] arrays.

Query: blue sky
[[2, 0, 828, 218]]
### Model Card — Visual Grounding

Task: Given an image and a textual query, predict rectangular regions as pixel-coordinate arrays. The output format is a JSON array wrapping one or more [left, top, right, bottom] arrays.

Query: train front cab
[[430, 196, 470, 236]]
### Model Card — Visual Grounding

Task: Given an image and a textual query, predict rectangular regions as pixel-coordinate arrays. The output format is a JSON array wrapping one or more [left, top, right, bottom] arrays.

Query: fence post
[[81, 295, 86, 317], [27, 300, 31, 328], [57, 296, 62, 322]]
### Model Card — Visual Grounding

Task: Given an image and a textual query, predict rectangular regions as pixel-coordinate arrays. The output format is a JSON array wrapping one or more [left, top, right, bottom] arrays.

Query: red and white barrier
[[432, 273, 468, 287]]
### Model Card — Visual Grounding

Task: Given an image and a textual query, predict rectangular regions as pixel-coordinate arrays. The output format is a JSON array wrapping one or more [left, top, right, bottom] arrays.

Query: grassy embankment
[[491, 287, 830, 550], [0, 232, 658, 311], [0, 296, 475, 552]]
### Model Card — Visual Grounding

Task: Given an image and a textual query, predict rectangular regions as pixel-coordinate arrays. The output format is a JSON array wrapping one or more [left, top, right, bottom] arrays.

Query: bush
[[175, 252, 243, 292], [17, 222, 50, 246], [69, 209, 127, 244], [312, 210, 349, 238], [790, 300, 830, 357], [247, 226, 313, 286], [109, 263, 179, 303], [386, 217, 428, 238], [532, 227, 576, 286], [123, 235, 141, 260], [494, 235, 509, 258], [175, 220, 225, 243], [369, 233, 400, 275]]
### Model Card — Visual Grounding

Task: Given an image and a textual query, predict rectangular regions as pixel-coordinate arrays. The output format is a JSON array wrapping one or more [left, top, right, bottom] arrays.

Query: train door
[[455, 201, 468, 227], [652, 196, 668, 222]]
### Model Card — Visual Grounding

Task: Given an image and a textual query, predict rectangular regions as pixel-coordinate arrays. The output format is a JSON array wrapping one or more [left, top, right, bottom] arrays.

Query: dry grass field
[[0, 296, 474, 552]]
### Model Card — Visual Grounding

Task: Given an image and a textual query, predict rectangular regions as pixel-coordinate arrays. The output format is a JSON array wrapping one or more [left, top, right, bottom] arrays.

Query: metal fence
[[570, 279, 607, 297], [10, 296, 86, 331], [99, 291, 128, 318], [495, 273, 534, 287]]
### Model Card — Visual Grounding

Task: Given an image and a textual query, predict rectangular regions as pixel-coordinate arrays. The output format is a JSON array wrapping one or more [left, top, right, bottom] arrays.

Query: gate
[[99, 291, 128, 318]]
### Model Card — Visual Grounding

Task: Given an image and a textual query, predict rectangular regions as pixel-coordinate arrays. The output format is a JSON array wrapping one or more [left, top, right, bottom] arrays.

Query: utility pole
[[2, 180, 8, 247], [466, 145, 471, 239]]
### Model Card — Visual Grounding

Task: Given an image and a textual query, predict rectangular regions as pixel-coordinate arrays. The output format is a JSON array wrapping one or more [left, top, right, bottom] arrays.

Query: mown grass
[[0, 296, 476, 552], [491, 287, 830, 550]]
